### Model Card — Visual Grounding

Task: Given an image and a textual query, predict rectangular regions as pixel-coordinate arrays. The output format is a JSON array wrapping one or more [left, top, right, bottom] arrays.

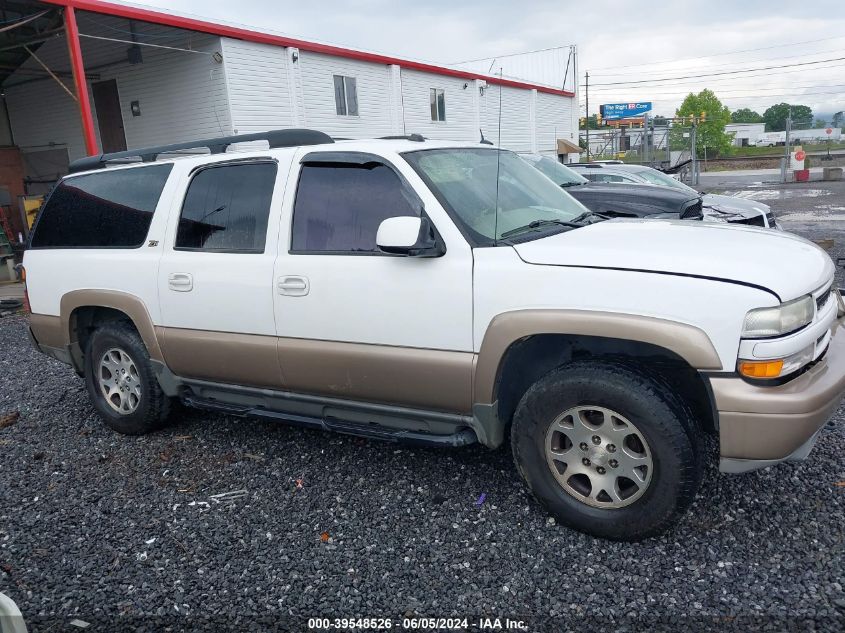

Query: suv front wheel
[[84, 322, 171, 435], [511, 360, 702, 541]]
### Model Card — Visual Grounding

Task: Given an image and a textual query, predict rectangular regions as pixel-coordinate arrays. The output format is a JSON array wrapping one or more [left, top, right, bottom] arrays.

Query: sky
[[115, 0, 845, 121]]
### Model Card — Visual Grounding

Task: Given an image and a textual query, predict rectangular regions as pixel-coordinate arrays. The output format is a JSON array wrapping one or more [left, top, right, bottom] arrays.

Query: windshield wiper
[[568, 210, 610, 225], [500, 219, 581, 239], [559, 182, 583, 188]]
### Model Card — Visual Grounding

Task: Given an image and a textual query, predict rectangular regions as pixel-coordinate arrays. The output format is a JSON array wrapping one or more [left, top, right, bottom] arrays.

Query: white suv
[[24, 129, 845, 541]]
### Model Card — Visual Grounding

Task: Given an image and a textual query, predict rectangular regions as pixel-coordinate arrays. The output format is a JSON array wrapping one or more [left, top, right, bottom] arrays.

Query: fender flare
[[60, 289, 164, 362], [473, 309, 723, 405]]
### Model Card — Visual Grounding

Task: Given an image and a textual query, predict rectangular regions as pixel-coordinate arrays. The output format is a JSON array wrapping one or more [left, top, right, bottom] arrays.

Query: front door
[[92, 79, 127, 153], [157, 157, 290, 389], [272, 149, 475, 413]]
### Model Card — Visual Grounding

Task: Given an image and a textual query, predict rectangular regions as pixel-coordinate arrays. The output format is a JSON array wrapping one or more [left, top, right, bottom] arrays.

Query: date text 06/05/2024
[[307, 617, 529, 630]]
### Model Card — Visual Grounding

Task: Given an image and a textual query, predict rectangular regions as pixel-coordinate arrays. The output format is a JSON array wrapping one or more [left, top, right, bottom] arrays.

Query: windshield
[[403, 148, 590, 244], [522, 155, 587, 186], [636, 168, 697, 194]]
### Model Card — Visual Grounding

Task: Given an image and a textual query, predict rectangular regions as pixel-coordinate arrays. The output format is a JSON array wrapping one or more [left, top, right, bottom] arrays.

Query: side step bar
[[181, 394, 478, 448]]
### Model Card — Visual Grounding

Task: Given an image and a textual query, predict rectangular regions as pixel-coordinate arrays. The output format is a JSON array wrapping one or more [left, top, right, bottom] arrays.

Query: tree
[[652, 115, 668, 126], [762, 103, 813, 132], [814, 119, 828, 129], [673, 89, 732, 157], [731, 108, 763, 123]]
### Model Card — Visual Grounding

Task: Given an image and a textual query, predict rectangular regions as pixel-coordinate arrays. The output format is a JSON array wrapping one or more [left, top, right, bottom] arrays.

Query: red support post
[[63, 5, 98, 155]]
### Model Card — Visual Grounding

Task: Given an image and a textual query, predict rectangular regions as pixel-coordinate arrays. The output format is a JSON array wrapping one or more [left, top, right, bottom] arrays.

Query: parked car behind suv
[[570, 162, 779, 228], [24, 130, 845, 541], [521, 154, 704, 221]]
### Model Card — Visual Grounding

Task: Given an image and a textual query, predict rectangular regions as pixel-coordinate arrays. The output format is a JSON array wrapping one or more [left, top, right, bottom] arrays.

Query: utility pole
[[782, 108, 792, 183], [585, 71, 590, 162], [691, 122, 698, 186]]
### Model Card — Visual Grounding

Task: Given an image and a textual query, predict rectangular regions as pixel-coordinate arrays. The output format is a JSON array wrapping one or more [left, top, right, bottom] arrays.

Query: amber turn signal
[[738, 359, 784, 378]]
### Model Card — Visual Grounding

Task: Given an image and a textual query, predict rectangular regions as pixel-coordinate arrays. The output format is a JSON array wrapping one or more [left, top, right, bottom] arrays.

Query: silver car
[[570, 163, 780, 229]]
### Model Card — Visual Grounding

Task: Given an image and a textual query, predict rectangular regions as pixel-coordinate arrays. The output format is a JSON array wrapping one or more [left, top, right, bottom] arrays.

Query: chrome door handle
[[277, 275, 309, 296], [168, 272, 193, 292]]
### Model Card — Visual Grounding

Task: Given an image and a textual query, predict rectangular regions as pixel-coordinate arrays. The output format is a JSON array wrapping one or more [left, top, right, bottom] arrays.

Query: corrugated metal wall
[[536, 91, 574, 155], [481, 86, 534, 153], [221, 39, 293, 134], [3, 19, 575, 171], [298, 51, 394, 139], [399, 69, 478, 142]]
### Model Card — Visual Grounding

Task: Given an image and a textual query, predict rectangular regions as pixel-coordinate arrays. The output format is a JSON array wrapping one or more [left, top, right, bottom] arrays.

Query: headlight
[[742, 295, 813, 338]]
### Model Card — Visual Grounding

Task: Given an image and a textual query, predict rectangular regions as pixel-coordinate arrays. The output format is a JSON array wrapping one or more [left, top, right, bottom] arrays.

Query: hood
[[513, 219, 833, 301], [568, 182, 699, 216], [702, 193, 771, 220]]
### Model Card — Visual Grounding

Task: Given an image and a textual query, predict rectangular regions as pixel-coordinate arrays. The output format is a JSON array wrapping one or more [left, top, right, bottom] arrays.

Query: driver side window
[[291, 163, 419, 254]]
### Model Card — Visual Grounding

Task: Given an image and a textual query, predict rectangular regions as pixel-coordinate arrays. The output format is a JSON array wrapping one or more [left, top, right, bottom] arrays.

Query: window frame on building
[[430, 88, 446, 122], [333, 75, 359, 117]]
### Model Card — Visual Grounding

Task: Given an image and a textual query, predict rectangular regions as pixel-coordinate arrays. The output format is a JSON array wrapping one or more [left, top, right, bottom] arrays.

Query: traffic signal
[[579, 117, 586, 128], [596, 112, 602, 127], [700, 111, 706, 122]]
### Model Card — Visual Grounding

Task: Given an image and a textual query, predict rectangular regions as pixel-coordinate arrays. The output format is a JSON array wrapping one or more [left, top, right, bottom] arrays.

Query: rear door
[[270, 149, 475, 413], [157, 155, 291, 389]]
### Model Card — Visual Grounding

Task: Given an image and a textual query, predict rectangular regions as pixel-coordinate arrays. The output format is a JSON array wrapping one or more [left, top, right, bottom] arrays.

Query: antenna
[[493, 68, 503, 245]]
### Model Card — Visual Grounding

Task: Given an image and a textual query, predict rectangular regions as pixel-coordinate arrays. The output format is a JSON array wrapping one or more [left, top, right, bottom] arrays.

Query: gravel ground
[[2, 183, 845, 632]]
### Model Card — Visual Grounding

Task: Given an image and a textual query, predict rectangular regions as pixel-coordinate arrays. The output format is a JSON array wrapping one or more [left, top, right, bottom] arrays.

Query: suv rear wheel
[[84, 322, 171, 434], [511, 360, 702, 541]]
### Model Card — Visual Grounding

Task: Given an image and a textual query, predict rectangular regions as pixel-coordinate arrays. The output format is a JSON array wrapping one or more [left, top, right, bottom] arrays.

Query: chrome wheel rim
[[544, 405, 653, 509], [98, 348, 141, 415]]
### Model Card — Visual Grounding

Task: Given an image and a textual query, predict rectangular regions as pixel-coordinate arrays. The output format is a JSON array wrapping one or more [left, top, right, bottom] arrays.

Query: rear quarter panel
[[23, 166, 183, 319]]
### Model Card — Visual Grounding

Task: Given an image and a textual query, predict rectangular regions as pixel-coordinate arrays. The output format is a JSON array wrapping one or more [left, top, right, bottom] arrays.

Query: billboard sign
[[600, 102, 653, 120]]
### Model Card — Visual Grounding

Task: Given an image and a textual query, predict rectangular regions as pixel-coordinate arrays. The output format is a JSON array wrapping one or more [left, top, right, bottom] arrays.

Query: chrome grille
[[816, 287, 833, 313]]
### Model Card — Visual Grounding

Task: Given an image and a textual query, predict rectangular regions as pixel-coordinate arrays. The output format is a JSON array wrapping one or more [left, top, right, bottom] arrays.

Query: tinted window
[[175, 162, 277, 253], [30, 164, 172, 249], [291, 163, 419, 253]]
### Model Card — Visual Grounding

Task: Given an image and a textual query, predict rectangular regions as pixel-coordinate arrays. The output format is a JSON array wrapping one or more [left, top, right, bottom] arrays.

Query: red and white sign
[[826, 128, 833, 135], [795, 150, 806, 161]]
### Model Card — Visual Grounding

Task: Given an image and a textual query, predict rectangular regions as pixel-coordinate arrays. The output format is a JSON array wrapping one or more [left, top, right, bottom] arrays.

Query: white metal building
[[2, 0, 578, 186], [725, 123, 765, 147]]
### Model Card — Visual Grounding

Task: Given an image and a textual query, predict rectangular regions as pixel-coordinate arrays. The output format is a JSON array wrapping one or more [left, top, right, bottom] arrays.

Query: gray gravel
[[2, 181, 845, 631]]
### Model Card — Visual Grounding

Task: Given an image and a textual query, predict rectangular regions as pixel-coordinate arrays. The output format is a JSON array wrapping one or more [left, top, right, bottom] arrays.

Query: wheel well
[[68, 306, 139, 371], [494, 334, 717, 434]]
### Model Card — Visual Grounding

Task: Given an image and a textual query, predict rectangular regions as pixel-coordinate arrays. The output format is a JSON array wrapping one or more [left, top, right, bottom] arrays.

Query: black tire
[[84, 321, 171, 435], [511, 360, 702, 541]]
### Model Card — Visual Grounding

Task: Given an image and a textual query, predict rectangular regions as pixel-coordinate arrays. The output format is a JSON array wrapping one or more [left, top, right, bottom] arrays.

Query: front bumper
[[712, 315, 845, 473]]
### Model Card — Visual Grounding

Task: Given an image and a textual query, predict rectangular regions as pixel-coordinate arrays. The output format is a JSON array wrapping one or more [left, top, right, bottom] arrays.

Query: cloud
[[112, 0, 845, 115]]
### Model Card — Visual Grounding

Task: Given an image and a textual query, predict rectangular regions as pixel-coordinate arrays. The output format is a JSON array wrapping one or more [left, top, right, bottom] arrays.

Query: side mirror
[[376, 216, 444, 257]]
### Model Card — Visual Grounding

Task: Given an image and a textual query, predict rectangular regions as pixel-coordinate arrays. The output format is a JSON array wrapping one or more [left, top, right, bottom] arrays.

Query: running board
[[180, 392, 478, 448]]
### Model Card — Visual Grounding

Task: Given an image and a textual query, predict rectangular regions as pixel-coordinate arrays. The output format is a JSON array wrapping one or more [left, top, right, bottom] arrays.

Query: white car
[[24, 130, 845, 541]]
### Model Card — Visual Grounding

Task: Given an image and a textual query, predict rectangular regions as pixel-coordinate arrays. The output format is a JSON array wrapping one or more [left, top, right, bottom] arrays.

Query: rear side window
[[30, 164, 172, 249], [175, 162, 277, 253], [291, 163, 419, 253]]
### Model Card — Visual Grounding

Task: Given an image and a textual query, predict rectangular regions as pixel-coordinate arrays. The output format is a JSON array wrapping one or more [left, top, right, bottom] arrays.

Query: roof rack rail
[[378, 134, 426, 142], [68, 128, 333, 173]]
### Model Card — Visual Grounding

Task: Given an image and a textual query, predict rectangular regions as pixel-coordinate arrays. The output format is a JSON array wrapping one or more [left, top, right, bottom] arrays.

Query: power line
[[586, 34, 845, 72], [584, 55, 845, 87], [588, 45, 845, 78]]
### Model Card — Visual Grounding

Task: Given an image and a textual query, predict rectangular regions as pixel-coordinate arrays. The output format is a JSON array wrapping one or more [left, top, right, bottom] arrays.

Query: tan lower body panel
[[277, 337, 473, 414], [29, 314, 64, 349], [160, 327, 284, 389], [159, 328, 474, 413], [712, 316, 845, 460]]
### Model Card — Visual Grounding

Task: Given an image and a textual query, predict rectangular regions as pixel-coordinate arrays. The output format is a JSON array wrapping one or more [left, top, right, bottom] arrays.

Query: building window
[[175, 162, 277, 253], [430, 88, 446, 121], [333, 75, 358, 116]]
